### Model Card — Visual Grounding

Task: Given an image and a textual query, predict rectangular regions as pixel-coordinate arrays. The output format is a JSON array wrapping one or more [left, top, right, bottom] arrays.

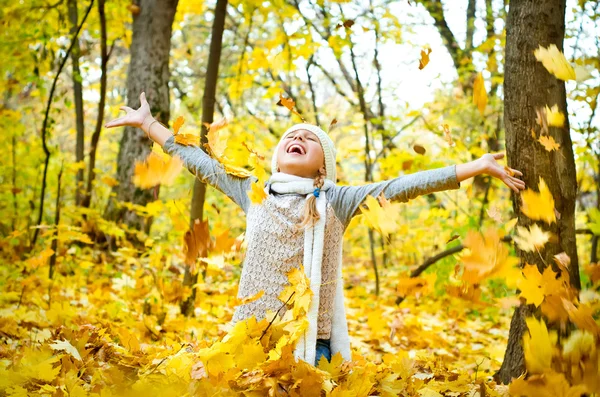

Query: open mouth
[[286, 143, 306, 155]]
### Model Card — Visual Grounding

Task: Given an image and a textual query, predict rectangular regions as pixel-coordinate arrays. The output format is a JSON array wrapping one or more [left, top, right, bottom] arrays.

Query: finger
[[120, 106, 134, 114], [511, 168, 523, 177], [105, 117, 126, 128], [140, 91, 147, 104], [510, 177, 526, 189], [493, 152, 505, 159], [505, 179, 518, 193]]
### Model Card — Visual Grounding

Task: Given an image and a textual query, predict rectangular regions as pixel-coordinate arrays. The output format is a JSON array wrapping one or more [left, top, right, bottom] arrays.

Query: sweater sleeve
[[328, 164, 461, 227], [163, 135, 255, 213]]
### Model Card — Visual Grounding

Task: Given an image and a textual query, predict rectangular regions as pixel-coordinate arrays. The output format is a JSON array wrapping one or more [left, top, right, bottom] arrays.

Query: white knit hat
[[271, 123, 337, 182]]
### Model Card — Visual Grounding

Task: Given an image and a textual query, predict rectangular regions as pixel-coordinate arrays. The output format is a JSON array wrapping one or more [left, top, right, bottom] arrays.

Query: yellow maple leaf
[[360, 194, 400, 237], [460, 228, 520, 288], [521, 177, 556, 224], [172, 115, 185, 134], [133, 152, 183, 188], [473, 72, 488, 116], [248, 181, 268, 205], [544, 105, 565, 127], [441, 124, 454, 146], [279, 265, 313, 319], [513, 224, 550, 252], [533, 44, 576, 81], [418, 47, 432, 70], [523, 316, 556, 374], [518, 264, 545, 307], [538, 135, 560, 152]]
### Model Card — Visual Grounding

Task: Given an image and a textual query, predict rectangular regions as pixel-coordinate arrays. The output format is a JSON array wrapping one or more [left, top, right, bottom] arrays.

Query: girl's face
[[276, 129, 325, 178]]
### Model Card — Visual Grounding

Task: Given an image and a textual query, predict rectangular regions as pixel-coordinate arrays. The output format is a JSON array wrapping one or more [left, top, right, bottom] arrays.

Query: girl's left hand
[[481, 153, 526, 193]]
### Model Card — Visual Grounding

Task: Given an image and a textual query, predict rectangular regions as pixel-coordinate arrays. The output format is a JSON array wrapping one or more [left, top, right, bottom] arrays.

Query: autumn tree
[[180, 0, 229, 316], [103, 0, 179, 233], [496, 0, 581, 383]]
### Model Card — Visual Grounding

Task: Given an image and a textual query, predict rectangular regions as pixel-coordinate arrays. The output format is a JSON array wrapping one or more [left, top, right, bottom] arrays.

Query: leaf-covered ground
[[1, 218, 598, 396]]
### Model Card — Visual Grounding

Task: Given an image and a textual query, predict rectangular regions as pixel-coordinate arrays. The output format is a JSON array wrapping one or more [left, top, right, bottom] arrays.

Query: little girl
[[105, 92, 525, 366]]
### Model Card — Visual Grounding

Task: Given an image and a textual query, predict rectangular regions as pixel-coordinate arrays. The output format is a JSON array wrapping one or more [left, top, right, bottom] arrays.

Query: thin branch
[[31, 0, 95, 248]]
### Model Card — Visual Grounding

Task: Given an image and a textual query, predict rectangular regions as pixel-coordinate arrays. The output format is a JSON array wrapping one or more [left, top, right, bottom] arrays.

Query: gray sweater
[[163, 135, 461, 337]]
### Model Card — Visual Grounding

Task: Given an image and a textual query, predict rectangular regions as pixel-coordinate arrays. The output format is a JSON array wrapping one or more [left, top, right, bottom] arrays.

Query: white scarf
[[269, 172, 352, 365]]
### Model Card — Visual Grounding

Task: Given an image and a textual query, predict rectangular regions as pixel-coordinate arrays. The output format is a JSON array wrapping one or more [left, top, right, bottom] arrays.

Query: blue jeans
[[315, 338, 331, 366]]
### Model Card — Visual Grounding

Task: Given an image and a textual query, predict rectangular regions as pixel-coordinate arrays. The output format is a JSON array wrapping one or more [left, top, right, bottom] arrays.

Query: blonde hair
[[296, 166, 326, 229]]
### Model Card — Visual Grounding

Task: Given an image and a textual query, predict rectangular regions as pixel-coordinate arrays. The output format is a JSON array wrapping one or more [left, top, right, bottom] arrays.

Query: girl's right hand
[[104, 91, 153, 129]]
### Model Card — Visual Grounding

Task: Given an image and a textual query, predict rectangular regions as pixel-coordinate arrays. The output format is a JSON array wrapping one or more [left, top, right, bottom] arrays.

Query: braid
[[297, 167, 326, 229]]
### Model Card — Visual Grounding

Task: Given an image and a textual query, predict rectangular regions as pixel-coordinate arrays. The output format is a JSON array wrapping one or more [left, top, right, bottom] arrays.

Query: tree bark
[[82, 0, 109, 209], [181, 0, 228, 317], [68, 0, 85, 206], [496, 0, 580, 384], [103, 0, 178, 233]]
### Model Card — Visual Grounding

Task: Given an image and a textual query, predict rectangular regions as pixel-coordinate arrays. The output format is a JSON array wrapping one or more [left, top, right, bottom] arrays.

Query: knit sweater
[[163, 136, 461, 340]]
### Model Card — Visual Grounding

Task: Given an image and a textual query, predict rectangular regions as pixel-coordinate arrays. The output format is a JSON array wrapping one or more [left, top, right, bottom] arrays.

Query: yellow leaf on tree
[[523, 316, 556, 374], [521, 177, 556, 224], [513, 224, 550, 252], [473, 72, 488, 116], [533, 44, 576, 81], [538, 135, 560, 152]]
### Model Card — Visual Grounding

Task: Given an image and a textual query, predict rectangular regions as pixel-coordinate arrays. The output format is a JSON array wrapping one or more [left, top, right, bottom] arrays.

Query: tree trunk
[[81, 0, 108, 209], [181, 0, 228, 317], [103, 0, 178, 233], [68, 0, 85, 206], [496, 0, 580, 384]]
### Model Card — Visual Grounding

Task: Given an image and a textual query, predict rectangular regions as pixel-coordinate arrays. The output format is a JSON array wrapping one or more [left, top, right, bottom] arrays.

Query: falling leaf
[[486, 206, 503, 222], [248, 180, 268, 205], [513, 224, 550, 252], [277, 93, 304, 121], [329, 118, 338, 131], [360, 194, 400, 237], [203, 117, 229, 133], [172, 116, 185, 135], [473, 72, 487, 116], [533, 44, 576, 81], [336, 19, 355, 29], [133, 152, 183, 188], [413, 144, 426, 155], [127, 4, 140, 15], [184, 218, 211, 268], [562, 299, 600, 337], [521, 177, 556, 224], [518, 264, 546, 307], [418, 48, 432, 70], [460, 228, 520, 288], [440, 124, 454, 146], [523, 317, 557, 374], [535, 107, 549, 135], [538, 135, 560, 152], [233, 290, 265, 306], [544, 105, 565, 127], [504, 165, 515, 177]]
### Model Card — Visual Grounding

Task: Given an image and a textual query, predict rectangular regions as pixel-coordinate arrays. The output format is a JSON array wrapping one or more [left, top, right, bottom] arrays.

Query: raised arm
[[105, 91, 255, 213], [329, 155, 525, 227], [329, 165, 461, 227], [160, 135, 254, 213]]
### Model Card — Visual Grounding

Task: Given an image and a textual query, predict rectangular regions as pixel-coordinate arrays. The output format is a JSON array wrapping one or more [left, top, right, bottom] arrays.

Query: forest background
[[0, 0, 599, 396]]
